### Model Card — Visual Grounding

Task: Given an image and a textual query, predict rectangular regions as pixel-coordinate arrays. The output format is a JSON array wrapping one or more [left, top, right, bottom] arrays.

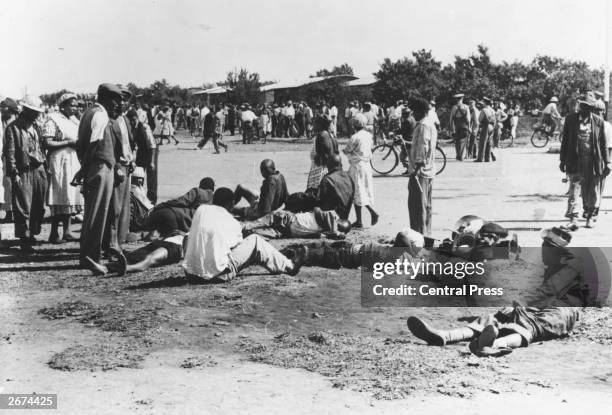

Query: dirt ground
[[1, 130, 611, 414]]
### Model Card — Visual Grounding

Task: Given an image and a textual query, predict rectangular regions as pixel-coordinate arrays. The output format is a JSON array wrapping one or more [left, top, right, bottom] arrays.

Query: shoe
[[407, 316, 446, 346], [477, 324, 499, 349], [111, 248, 128, 276], [287, 245, 307, 276], [352, 221, 363, 229], [585, 218, 596, 229], [561, 218, 579, 232], [82, 256, 108, 276], [473, 159, 483, 163]]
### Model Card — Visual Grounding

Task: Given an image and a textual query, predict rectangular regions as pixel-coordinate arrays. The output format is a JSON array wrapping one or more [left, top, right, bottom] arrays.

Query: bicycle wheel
[[370, 144, 398, 175], [498, 131, 513, 148], [435, 146, 447, 175], [530, 129, 549, 148]]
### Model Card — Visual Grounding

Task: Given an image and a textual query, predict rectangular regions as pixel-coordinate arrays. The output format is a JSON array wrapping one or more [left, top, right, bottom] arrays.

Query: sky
[[0, 0, 609, 97]]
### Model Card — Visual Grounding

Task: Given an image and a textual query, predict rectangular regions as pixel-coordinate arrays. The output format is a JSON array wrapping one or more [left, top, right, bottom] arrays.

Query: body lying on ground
[[241, 207, 351, 239]]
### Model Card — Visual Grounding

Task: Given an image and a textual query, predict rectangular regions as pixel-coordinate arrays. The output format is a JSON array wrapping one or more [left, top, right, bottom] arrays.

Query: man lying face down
[[232, 159, 288, 220]]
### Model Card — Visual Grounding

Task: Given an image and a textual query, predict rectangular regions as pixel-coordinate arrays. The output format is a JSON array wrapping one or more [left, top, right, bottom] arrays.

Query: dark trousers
[[147, 148, 159, 204], [476, 125, 494, 162], [407, 175, 433, 236], [242, 121, 253, 144], [467, 130, 477, 158], [106, 165, 130, 247], [81, 161, 114, 262], [198, 133, 227, 152], [11, 165, 47, 239], [454, 129, 469, 161]]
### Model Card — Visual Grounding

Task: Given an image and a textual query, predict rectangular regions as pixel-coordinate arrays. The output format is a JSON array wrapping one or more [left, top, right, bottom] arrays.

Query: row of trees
[[40, 45, 604, 112]]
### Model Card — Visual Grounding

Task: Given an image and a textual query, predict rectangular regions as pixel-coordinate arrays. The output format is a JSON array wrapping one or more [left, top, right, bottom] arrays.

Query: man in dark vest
[[449, 93, 471, 161], [76, 83, 124, 275]]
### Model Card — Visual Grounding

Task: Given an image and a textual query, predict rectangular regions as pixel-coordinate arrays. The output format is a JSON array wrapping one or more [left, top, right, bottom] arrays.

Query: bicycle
[[370, 133, 447, 176], [531, 118, 564, 148]]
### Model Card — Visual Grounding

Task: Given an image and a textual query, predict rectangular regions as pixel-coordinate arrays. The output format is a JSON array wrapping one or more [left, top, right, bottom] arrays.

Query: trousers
[[11, 164, 47, 238], [407, 175, 433, 236], [81, 161, 114, 261]]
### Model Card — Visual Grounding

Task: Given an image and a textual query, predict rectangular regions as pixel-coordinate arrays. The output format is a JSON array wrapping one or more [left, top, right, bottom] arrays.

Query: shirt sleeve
[[411, 124, 431, 165], [90, 111, 109, 143]]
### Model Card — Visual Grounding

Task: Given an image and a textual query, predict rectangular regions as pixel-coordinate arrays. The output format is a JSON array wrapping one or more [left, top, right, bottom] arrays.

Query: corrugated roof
[[260, 75, 357, 92], [346, 77, 378, 87], [191, 86, 231, 95]]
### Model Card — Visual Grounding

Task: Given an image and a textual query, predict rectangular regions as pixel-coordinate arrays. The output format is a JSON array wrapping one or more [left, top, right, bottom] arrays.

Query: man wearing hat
[[475, 97, 496, 162], [76, 83, 124, 274], [4, 95, 48, 251], [560, 92, 610, 229], [1, 97, 20, 223], [541, 96, 562, 136], [467, 99, 480, 158], [449, 93, 471, 161]]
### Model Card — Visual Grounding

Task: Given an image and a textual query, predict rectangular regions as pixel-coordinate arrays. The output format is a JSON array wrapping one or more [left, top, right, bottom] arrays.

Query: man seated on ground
[[316, 154, 355, 219], [130, 167, 154, 232], [95, 232, 187, 276], [145, 177, 215, 236], [182, 187, 304, 283], [406, 226, 586, 357], [233, 159, 288, 220], [242, 207, 352, 240]]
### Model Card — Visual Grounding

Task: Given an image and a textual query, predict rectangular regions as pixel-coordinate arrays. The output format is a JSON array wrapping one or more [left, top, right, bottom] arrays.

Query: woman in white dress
[[343, 113, 379, 228], [41, 93, 83, 243]]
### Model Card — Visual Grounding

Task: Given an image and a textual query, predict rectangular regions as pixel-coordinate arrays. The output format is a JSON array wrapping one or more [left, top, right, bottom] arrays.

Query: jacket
[[560, 113, 609, 176], [4, 118, 46, 177]]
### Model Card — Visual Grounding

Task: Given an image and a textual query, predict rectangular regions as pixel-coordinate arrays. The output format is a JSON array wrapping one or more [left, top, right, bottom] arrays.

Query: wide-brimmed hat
[[132, 166, 146, 179], [549, 96, 558, 103], [453, 93, 465, 99], [541, 227, 571, 248], [21, 95, 43, 112], [578, 91, 598, 108], [482, 97, 492, 105], [57, 92, 77, 107], [97, 83, 123, 100], [594, 90, 604, 98]]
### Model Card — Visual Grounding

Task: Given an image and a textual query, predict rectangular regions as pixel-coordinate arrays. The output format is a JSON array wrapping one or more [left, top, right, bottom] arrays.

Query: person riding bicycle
[[541, 96, 562, 136]]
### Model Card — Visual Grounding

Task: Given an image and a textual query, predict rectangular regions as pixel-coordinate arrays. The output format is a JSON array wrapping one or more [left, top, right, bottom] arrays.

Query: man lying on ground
[[87, 232, 186, 276], [242, 207, 352, 239], [233, 159, 288, 220], [182, 187, 304, 283], [144, 177, 214, 236], [407, 226, 586, 357]]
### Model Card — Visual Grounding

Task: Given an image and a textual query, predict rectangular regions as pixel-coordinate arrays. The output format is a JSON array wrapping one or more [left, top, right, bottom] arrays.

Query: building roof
[[260, 75, 357, 92], [345, 77, 378, 87], [191, 86, 232, 95]]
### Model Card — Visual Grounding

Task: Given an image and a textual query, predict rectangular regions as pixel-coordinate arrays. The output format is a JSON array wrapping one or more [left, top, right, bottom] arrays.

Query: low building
[[190, 86, 232, 107], [260, 75, 357, 104]]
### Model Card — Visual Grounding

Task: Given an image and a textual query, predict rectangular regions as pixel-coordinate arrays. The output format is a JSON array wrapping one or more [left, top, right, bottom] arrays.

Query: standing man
[[560, 92, 610, 230], [126, 109, 158, 204], [467, 100, 480, 158], [406, 98, 437, 236], [449, 93, 471, 161], [4, 96, 48, 251], [1, 98, 20, 223], [475, 97, 496, 163], [329, 102, 338, 138], [77, 83, 124, 274]]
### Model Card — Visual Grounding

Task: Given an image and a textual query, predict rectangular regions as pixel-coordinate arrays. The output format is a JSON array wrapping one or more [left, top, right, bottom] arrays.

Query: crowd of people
[[0, 82, 608, 357]]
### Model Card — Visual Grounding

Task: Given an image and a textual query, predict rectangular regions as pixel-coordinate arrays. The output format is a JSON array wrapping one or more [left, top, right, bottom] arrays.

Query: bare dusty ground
[[1, 131, 611, 414]]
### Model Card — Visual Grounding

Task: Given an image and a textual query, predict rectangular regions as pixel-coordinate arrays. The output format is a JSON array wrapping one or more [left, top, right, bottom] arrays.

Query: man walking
[[76, 83, 124, 274], [407, 98, 437, 236], [449, 93, 471, 161], [560, 92, 610, 229]]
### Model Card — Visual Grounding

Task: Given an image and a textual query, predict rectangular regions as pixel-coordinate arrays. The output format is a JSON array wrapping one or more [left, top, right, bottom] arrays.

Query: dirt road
[[1, 133, 611, 414]]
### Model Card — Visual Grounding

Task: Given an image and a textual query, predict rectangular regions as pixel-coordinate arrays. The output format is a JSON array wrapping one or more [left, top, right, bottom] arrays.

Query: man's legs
[[146, 148, 159, 204], [407, 316, 477, 346], [11, 170, 33, 243], [228, 234, 294, 275], [29, 166, 48, 238], [564, 172, 582, 229], [80, 162, 114, 264], [407, 176, 432, 236], [454, 130, 467, 161], [475, 128, 488, 162]]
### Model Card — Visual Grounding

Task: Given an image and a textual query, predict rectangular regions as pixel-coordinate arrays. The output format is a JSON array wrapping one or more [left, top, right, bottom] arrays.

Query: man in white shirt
[[241, 105, 257, 144], [283, 101, 295, 138], [407, 98, 437, 236], [428, 100, 440, 131], [542, 97, 562, 135], [182, 187, 304, 282], [329, 103, 338, 138]]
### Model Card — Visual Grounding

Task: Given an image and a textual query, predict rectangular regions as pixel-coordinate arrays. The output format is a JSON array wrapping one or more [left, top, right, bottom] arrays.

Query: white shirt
[[284, 105, 295, 117], [117, 116, 133, 161], [329, 106, 338, 118], [182, 205, 243, 279], [241, 110, 257, 122], [90, 103, 109, 143], [201, 107, 210, 119], [428, 108, 440, 126], [409, 116, 438, 178]]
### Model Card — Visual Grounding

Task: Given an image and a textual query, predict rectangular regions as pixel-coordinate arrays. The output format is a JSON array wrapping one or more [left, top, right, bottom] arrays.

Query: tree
[[313, 63, 354, 77], [373, 49, 444, 106], [226, 67, 262, 104]]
